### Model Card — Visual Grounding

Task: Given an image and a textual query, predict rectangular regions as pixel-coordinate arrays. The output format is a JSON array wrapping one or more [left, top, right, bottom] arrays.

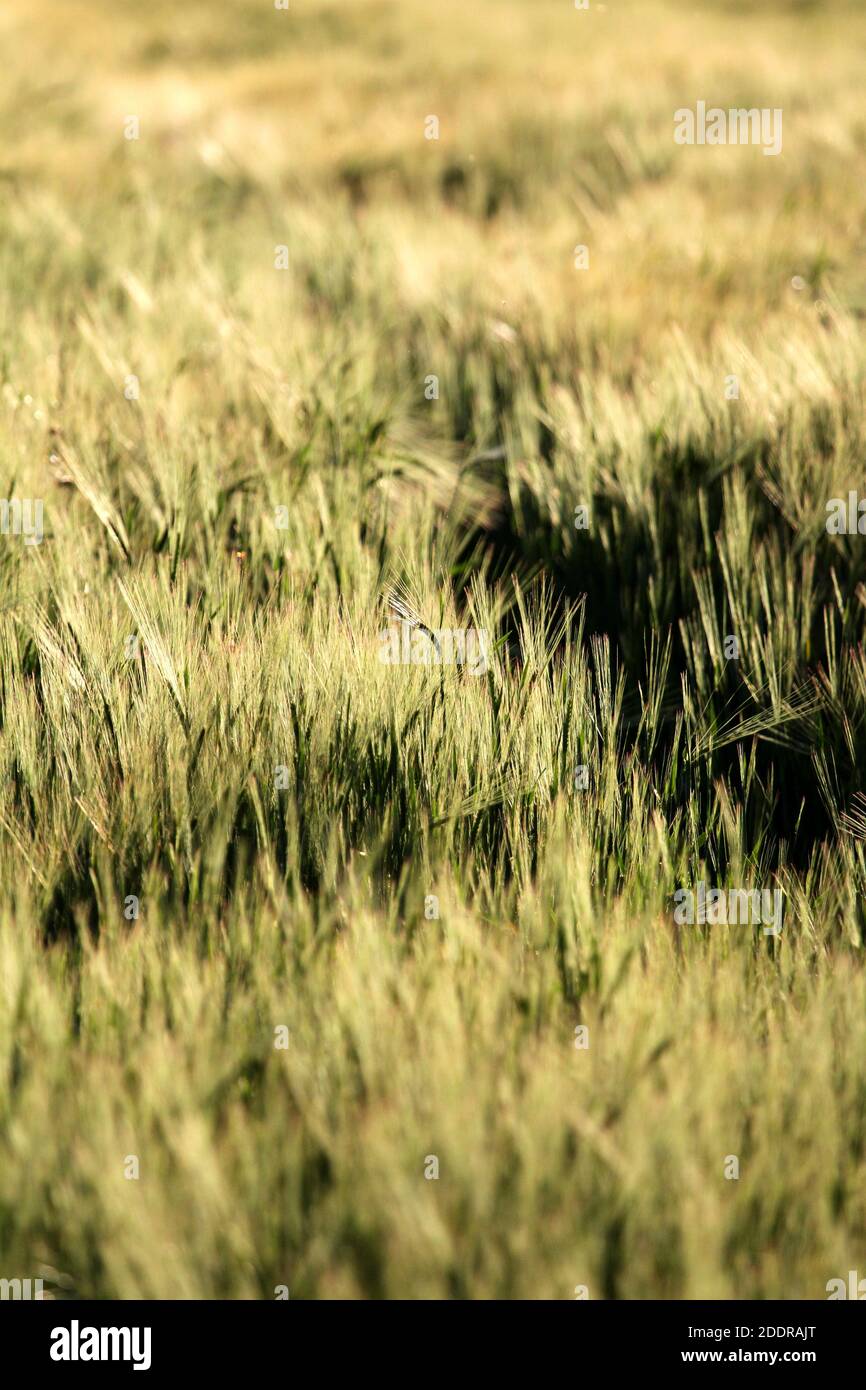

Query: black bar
[[2, 1298, 862, 1375]]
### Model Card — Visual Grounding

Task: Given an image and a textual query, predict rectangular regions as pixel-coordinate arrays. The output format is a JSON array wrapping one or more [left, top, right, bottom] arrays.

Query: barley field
[[2, 0, 866, 1300]]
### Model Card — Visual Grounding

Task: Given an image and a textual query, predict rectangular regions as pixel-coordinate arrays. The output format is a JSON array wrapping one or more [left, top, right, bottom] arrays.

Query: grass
[[1, 0, 866, 1299]]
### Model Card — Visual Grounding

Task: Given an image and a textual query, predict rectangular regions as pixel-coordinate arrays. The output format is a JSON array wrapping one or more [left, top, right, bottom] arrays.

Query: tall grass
[[1, 0, 865, 1298]]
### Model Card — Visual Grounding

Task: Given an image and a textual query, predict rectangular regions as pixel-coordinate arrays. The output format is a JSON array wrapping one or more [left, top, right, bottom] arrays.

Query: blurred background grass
[[1, 0, 866, 1300], [5, 0, 866, 340]]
